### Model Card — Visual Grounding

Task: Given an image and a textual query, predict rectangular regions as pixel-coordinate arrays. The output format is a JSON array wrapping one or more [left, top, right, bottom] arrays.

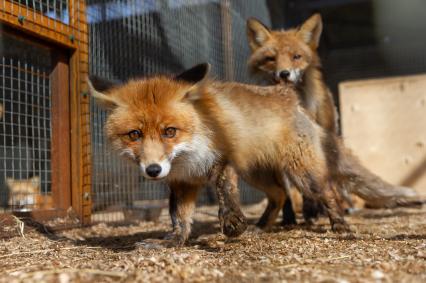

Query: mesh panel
[[88, 0, 268, 221], [9, 0, 69, 24], [0, 57, 52, 211]]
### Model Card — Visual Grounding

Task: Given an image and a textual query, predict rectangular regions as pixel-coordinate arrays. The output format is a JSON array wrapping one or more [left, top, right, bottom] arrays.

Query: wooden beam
[[50, 52, 72, 211]]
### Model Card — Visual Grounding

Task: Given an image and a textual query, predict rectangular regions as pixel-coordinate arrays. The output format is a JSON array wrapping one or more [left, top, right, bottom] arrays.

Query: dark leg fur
[[257, 199, 278, 228], [215, 166, 248, 237], [281, 198, 297, 226], [302, 195, 323, 225], [167, 181, 201, 246], [288, 172, 349, 232]]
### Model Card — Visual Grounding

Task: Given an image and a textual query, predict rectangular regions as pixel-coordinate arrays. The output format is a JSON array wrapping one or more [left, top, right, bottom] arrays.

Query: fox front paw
[[331, 221, 351, 233], [220, 208, 248, 238], [163, 231, 187, 247]]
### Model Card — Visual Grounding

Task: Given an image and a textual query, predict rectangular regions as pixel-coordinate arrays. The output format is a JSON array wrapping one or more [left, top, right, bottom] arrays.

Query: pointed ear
[[297, 13, 323, 49], [246, 18, 272, 50], [89, 75, 121, 92], [174, 63, 210, 85], [174, 63, 210, 101], [87, 78, 120, 110]]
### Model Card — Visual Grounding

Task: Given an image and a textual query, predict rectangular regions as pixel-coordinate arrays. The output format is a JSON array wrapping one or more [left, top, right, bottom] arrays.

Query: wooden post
[[50, 52, 71, 211]]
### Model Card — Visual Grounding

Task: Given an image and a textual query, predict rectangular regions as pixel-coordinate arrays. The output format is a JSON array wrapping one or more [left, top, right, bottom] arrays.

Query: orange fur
[[89, 65, 349, 245], [6, 176, 53, 210], [247, 14, 419, 211]]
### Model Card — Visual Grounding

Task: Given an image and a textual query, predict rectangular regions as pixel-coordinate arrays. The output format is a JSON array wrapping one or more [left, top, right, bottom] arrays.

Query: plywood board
[[339, 74, 426, 194]]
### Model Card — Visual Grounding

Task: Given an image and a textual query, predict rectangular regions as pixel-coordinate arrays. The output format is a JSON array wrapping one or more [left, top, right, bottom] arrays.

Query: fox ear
[[174, 63, 210, 85], [175, 63, 210, 101], [247, 18, 272, 50], [89, 75, 121, 92], [87, 78, 120, 110], [297, 13, 322, 49]]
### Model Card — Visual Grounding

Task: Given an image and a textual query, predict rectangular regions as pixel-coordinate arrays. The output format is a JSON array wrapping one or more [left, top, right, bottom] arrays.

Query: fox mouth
[[273, 76, 299, 86], [274, 70, 303, 85]]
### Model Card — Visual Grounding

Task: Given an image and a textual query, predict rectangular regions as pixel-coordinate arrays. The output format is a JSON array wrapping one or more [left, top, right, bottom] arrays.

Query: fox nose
[[279, 70, 290, 79], [146, 164, 162, 177]]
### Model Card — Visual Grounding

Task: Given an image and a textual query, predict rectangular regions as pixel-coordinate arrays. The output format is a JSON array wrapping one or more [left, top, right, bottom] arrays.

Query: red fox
[[6, 176, 53, 210], [88, 63, 349, 245], [246, 14, 420, 215]]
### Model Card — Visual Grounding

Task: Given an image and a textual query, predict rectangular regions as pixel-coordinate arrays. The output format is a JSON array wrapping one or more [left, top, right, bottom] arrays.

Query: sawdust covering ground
[[0, 203, 425, 283]]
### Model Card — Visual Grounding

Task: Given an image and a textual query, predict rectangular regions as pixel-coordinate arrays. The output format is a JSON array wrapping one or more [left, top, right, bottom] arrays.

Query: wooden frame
[[0, 0, 90, 224]]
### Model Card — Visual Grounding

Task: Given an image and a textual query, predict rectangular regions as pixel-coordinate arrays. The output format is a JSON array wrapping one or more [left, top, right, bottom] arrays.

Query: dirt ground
[[0, 202, 425, 283]]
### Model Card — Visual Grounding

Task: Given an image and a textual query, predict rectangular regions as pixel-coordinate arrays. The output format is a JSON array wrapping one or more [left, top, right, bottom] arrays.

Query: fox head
[[247, 14, 322, 84], [88, 64, 214, 180], [7, 176, 41, 206]]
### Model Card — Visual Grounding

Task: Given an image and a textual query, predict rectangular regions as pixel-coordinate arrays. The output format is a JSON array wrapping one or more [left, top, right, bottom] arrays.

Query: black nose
[[279, 70, 290, 79], [146, 164, 162, 177]]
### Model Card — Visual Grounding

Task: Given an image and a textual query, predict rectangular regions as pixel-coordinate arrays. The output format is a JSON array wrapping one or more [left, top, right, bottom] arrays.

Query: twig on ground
[[11, 215, 25, 238]]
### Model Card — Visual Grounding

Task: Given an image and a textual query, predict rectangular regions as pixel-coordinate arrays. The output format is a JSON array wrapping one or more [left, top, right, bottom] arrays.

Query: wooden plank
[[66, 0, 91, 225], [50, 52, 72, 211], [339, 74, 426, 194], [69, 49, 84, 223]]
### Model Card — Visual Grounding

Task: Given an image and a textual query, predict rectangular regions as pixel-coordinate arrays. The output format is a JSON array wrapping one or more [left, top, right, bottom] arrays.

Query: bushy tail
[[336, 140, 424, 209]]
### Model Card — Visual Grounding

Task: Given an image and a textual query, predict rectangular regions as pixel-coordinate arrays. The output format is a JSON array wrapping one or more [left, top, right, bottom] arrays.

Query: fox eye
[[163, 127, 177, 138], [293, 54, 302, 60], [263, 56, 275, 63], [128, 130, 142, 141]]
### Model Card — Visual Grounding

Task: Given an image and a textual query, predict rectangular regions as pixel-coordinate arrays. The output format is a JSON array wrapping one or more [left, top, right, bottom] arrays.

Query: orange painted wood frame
[[0, 0, 91, 224]]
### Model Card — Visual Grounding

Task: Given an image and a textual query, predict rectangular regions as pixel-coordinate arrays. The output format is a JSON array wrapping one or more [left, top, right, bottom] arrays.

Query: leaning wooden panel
[[339, 74, 426, 194]]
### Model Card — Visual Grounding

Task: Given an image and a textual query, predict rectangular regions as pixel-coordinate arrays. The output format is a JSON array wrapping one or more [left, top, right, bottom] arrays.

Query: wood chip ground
[[0, 203, 425, 283]]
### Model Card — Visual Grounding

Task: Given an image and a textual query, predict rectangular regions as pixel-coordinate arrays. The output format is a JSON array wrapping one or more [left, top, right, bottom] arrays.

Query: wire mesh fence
[[10, 0, 70, 23], [0, 57, 53, 212], [88, 0, 270, 222]]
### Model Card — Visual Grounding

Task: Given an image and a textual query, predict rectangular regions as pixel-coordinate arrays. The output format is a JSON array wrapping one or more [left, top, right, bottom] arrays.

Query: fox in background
[[89, 63, 351, 246], [6, 176, 53, 210], [246, 13, 422, 220]]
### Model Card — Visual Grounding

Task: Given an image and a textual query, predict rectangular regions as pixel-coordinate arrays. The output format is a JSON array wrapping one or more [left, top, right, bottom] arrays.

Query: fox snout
[[277, 70, 290, 80], [140, 159, 171, 180], [275, 69, 302, 84], [145, 164, 162, 178]]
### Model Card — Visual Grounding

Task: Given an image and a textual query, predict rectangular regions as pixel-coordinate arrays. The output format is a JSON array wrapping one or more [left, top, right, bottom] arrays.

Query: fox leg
[[281, 175, 297, 226], [287, 171, 350, 232], [302, 195, 325, 224], [321, 181, 350, 231], [282, 198, 297, 225], [282, 190, 324, 226], [256, 184, 287, 230], [214, 165, 248, 238], [167, 181, 202, 246]]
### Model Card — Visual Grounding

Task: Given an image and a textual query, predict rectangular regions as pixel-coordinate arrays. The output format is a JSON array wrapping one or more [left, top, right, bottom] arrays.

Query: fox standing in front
[[89, 63, 350, 246], [246, 14, 420, 217]]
